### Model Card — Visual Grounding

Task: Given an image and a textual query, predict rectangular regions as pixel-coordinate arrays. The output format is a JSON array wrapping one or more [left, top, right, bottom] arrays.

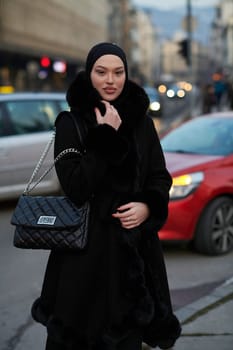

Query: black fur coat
[[31, 72, 181, 349]]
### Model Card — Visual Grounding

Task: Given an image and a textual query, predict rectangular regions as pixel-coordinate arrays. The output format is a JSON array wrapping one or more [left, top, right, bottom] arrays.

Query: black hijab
[[85, 42, 128, 82], [85, 42, 129, 115]]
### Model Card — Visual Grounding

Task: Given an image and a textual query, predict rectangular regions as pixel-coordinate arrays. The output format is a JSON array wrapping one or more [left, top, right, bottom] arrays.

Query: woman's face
[[90, 54, 126, 101]]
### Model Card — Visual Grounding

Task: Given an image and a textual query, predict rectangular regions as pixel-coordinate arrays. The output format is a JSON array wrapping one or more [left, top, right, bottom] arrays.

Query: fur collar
[[66, 71, 149, 128]]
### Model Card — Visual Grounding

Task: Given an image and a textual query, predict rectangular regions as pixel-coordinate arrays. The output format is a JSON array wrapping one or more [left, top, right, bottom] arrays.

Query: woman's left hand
[[112, 202, 150, 229]]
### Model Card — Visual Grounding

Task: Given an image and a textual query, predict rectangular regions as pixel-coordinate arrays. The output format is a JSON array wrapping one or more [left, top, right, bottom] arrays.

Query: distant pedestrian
[[226, 79, 233, 110], [214, 78, 226, 109], [202, 83, 216, 114]]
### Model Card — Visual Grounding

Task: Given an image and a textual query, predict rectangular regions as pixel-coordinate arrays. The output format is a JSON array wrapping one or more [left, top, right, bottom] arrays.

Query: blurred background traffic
[[0, 0, 233, 115]]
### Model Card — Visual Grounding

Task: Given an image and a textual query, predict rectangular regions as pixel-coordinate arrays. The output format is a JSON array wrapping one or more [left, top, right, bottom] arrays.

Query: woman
[[32, 42, 181, 350]]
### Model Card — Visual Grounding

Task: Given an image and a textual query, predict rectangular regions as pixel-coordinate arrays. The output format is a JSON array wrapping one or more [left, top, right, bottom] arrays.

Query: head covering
[[85, 42, 128, 80]]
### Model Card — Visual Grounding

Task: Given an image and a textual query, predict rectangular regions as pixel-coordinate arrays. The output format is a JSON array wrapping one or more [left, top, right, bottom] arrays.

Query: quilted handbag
[[11, 195, 89, 250], [11, 112, 90, 251]]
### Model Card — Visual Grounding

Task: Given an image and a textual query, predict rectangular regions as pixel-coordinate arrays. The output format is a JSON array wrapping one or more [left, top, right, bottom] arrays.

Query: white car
[[0, 92, 68, 201]]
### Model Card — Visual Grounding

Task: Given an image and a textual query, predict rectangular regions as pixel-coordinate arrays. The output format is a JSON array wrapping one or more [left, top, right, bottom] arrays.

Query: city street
[[1, 0, 233, 349], [1, 200, 233, 350]]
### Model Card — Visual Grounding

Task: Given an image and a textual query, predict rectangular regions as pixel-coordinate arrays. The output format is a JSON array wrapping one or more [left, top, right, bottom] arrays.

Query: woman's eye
[[116, 71, 124, 76], [96, 70, 105, 75]]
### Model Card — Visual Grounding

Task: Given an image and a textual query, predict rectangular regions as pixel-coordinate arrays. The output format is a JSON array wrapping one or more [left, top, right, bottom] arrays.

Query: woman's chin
[[100, 93, 120, 101]]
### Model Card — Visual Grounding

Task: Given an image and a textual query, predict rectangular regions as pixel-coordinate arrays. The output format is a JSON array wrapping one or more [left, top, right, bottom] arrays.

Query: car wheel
[[194, 196, 233, 255]]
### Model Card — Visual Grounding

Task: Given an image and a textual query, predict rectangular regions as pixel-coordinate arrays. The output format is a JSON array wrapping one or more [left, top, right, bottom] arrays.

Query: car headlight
[[167, 89, 175, 98], [170, 171, 204, 199], [150, 101, 160, 111], [177, 89, 185, 98]]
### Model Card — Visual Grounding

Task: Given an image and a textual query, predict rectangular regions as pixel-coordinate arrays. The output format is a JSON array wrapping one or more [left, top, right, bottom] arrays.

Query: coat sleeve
[[54, 112, 129, 206], [135, 117, 172, 232]]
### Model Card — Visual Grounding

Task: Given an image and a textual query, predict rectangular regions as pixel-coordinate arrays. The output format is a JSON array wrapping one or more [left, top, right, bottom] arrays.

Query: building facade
[[132, 10, 157, 85], [210, 0, 233, 76], [108, 0, 159, 85], [0, 0, 161, 91], [0, 0, 109, 91]]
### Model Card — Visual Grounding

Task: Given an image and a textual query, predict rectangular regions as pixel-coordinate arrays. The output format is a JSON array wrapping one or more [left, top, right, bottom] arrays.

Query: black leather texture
[[11, 195, 90, 250]]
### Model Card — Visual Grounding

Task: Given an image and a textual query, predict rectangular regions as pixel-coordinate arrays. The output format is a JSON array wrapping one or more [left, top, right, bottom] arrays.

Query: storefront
[[0, 50, 82, 92]]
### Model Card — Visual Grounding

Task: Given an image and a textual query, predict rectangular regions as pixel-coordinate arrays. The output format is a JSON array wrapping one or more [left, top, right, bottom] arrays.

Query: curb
[[175, 276, 233, 324]]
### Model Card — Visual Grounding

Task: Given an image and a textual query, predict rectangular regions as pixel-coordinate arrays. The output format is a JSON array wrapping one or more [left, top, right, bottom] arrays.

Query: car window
[[5, 100, 58, 135], [0, 103, 13, 136], [0, 104, 3, 136], [161, 117, 233, 156]]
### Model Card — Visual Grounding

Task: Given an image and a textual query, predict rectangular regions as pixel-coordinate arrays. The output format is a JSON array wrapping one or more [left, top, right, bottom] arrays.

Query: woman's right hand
[[95, 100, 122, 130]]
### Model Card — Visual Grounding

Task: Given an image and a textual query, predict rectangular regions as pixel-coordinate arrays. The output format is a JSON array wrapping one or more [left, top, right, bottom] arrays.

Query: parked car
[[144, 86, 163, 118], [0, 92, 68, 201], [160, 112, 233, 255]]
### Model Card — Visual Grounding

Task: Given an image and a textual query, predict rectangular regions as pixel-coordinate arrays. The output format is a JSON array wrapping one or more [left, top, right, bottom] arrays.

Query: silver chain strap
[[23, 130, 82, 195]]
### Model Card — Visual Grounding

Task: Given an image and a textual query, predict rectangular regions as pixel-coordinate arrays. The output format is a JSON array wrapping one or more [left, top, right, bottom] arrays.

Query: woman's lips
[[104, 88, 116, 94]]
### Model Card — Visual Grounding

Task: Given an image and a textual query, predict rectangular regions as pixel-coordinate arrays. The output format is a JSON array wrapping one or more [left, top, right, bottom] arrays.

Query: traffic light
[[178, 39, 190, 65]]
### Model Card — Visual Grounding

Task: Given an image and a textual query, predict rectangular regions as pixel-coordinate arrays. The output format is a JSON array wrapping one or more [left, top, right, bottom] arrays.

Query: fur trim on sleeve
[[132, 190, 169, 232]]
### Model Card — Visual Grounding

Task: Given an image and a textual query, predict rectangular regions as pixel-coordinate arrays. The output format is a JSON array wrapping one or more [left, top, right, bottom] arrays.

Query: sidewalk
[[156, 277, 233, 350]]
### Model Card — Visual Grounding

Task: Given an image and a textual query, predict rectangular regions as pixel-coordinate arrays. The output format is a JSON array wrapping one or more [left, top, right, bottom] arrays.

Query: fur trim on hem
[[120, 231, 155, 326], [31, 299, 91, 347], [31, 297, 49, 326], [143, 313, 182, 349]]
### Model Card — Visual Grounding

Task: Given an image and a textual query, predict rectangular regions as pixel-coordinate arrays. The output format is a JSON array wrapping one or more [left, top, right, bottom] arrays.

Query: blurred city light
[[40, 56, 51, 68], [0, 85, 14, 93], [53, 60, 67, 73], [38, 70, 48, 80], [158, 84, 167, 94]]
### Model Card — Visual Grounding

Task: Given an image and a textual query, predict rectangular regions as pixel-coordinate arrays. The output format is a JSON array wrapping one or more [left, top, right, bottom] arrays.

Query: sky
[[133, 0, 219, 10]]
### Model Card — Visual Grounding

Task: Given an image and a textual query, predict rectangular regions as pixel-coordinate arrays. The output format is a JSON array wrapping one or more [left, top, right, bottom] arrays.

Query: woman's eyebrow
[[94, 65, 124, 70]]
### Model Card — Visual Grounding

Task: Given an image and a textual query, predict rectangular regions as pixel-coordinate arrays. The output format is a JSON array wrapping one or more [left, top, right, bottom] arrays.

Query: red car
[[159, 112, 233, 255]]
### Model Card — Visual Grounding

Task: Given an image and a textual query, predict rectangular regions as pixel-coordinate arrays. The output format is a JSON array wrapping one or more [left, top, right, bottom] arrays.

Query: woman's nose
[[106, 73, 113, 83]]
